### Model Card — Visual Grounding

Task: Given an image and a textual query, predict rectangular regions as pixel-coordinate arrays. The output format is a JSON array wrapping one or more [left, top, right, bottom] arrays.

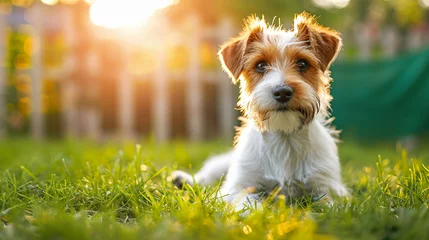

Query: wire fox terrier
[[172, 12, 349, 211]]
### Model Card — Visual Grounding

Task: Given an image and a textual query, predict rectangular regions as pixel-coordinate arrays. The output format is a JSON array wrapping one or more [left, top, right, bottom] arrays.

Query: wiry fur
[[172, 12, 348, 213]]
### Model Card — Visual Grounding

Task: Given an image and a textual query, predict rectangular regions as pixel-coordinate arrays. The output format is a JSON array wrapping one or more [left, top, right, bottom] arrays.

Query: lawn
[[1, 137, 429, 240]]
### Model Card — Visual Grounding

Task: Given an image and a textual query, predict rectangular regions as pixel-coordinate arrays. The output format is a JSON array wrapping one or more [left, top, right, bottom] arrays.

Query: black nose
[[272, 85, 293, 103]]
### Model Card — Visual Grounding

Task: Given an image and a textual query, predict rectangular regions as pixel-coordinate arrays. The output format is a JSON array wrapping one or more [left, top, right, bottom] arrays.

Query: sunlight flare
[[89, 0, 178, 29], [41, 0, 59, 5], [313, 0, 350, 9]]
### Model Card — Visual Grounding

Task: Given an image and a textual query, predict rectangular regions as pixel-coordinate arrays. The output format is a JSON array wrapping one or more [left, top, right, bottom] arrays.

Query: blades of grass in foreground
[[0, 139, 429, 239]]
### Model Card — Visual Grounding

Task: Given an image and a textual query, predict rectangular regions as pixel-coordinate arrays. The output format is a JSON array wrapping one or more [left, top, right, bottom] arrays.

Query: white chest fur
[[173, 116, 347, 205], [231, 117, 340, 191]]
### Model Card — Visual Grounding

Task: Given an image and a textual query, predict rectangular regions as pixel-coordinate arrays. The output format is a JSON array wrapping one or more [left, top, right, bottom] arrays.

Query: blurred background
[[0, 0, 428, 148]]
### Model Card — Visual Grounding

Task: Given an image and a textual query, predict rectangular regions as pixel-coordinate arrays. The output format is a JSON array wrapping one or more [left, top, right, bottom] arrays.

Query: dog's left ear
[[294, 12, 342, 72]]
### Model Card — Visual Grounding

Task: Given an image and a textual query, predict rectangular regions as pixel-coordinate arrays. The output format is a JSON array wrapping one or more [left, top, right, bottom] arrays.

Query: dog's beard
[[263, 111, 303, 133], [242, 97, 321, 134]]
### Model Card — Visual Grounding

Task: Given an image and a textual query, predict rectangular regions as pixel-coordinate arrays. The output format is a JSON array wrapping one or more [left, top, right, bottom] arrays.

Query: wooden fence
[[0, 3, 428, 142], [0, 3, 239, 141]]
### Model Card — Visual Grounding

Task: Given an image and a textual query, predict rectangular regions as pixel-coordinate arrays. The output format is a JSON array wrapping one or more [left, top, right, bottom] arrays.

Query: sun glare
[[312, 0, 350, 9], [41, 0, 59, 5], [89, 0, 178, 29], [419, 0, 429, 8]]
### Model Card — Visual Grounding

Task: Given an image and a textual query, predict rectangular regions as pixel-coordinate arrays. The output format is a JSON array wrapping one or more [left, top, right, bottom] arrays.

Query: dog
[[172, 12, 349, 212]]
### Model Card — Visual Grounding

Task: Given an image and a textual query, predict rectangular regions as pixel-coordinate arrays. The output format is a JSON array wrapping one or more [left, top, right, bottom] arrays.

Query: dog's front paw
[[171, 170, 194, 189]]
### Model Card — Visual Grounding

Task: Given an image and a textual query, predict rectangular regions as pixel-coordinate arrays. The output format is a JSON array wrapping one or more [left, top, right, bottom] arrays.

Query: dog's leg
[[232, 193, 262, 216], [171, 150, 234, 188], [216, 161, 266, 215], [327, 180, 349, 198], [309, 178, 349, 206]]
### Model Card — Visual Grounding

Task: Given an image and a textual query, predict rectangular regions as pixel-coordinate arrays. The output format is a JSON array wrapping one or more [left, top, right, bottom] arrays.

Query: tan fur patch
[[293, 12, 342, 72]]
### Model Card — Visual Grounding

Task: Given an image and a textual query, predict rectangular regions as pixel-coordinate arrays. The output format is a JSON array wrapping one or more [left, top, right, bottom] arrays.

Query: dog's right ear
[[218, 38, 246, 84], [218, 16, 266, 84]]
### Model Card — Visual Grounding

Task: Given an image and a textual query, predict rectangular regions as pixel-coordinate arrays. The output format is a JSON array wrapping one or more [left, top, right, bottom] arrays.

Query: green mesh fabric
[[330, 48, 429, 139]]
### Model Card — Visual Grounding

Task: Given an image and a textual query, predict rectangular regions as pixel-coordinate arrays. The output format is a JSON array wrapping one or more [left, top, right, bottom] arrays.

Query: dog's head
[[219, 12, 341, 133]]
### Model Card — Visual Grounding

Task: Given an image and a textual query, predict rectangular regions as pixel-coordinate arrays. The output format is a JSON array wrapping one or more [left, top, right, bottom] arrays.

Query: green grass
[[1, 138, 429, 240]]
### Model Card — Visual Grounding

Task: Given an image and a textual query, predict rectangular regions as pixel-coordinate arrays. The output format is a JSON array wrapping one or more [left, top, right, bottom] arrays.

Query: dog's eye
[[296, 59, 309, 72], [255, 61, 268, 73]]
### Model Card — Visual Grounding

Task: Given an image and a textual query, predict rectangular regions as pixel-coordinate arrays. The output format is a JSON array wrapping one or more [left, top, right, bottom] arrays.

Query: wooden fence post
[[355, 22, 374, 60], [119, 43, 134, 139], [217, 18, 236, 141], [406, 25, 424, 50], [154, 46, 169, 142], [62, 80, 78, 137], [62, 5, 78, 138], [70, 2, 100, 140], [187, 16, 203, 141], [381, 26, 399, 57], [85, 50, 101, 140], [0, 14, 5, 138], [29, 3, 44, 140]]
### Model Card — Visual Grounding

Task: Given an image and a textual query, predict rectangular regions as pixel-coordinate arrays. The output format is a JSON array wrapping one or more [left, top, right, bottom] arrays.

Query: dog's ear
[[218, 37, 246, 84], [218, 16, 266, 84], [294, 12, 342, 72]]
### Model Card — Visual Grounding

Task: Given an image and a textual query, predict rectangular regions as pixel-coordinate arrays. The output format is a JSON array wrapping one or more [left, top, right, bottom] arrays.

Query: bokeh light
[[11, 0, 33, 8], [41, 0, 59, 6], [14, 54, 30, 69], [419, 0, 429, 8], [0, 2, 13, 14], [60, 0, 80, 4], [313, 0, 350, 9], [90, 0, 178, 29]]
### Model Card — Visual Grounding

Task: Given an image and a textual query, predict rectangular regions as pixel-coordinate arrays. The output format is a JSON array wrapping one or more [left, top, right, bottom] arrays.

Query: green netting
[[330, 47, 429, 139]]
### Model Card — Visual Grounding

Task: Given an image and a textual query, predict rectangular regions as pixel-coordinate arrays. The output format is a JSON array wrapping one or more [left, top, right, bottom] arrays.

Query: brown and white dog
[[172, 12, 349, 212]]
